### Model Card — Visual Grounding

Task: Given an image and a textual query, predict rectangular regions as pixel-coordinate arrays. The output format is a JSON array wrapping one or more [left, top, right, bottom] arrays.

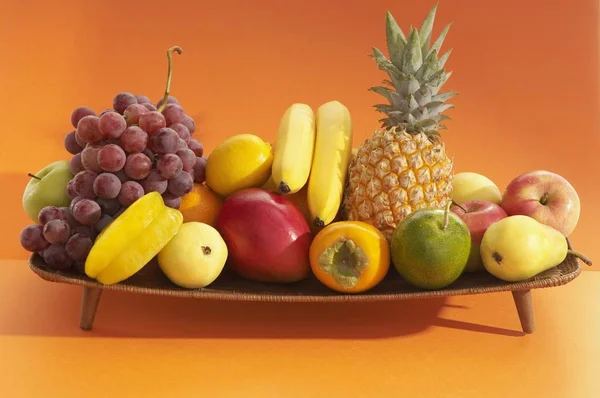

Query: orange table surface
[[0, 259, 598, 397]]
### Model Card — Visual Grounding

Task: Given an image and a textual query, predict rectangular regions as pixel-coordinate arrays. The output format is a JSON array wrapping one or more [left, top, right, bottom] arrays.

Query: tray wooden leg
[[80, 286, 103, 331], [512, 289, 534, 334]]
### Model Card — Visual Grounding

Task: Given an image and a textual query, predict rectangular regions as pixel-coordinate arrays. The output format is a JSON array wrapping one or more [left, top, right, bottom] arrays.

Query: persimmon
[[309, 221, 390, 293]]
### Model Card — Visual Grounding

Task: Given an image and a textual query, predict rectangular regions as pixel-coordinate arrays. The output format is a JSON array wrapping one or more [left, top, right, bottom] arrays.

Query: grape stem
[[157, 46, 183, 113], [28, 173, 41, 180]]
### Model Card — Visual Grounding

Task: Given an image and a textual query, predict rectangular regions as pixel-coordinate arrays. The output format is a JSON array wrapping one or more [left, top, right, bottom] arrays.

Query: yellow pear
[[480, 215, 591, 282]]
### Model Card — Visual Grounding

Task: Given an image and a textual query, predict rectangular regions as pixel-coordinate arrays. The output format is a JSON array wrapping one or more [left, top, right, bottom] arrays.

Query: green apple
[[22, 160, 74, 223]]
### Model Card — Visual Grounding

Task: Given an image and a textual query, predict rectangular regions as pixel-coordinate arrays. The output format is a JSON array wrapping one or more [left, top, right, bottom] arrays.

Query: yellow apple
[[157, 222, 228, 289], [451, 172, 502, 205]]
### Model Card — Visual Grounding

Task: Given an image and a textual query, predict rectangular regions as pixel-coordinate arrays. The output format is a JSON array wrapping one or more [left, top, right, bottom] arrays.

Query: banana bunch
[[271, 100, 353, 230]]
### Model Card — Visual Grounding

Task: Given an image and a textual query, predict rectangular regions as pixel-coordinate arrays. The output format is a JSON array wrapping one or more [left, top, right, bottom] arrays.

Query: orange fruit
[[179, 183, 223, 226]]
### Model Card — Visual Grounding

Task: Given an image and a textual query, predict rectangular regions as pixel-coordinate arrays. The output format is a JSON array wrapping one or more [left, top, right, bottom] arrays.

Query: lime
[[390, 204, 471, 290]]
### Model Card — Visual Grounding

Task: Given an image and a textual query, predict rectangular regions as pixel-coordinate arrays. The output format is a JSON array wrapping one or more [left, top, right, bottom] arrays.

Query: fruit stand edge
[[26, 254, 582, 333]]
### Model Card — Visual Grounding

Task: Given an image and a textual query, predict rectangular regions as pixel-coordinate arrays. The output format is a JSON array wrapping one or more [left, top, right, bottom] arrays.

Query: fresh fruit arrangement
[[20, 4, 592, 295]]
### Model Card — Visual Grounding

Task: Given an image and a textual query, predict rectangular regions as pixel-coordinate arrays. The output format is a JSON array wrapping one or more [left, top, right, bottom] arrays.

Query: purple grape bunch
[[66, 92, 204, 216], [20, 46, 205, 271]]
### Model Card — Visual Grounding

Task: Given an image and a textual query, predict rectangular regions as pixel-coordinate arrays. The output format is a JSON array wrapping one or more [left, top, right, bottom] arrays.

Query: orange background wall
[[1, 1, 599, 396], [0, 0, 598, 268]]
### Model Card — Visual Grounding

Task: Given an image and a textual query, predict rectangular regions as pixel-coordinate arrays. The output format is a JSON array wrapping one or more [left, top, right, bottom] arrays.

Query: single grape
[[59, 207, 78, 227], [97, 144, 126, 172], [146, 139, 155, 153], [65, 233, 93, 262], [188, 139, 204, 157], [161, 104, 186, 125], [99, 109, 117, 117], [118, 181, 145, 207], [70, 153, 84, 175], [139, 111, 166, 136], [38, 206, 63, 225], [177, 148, 196, 172], [182, 115, 196, 135], [167, 171, 193, 196], [156, 154, 183, 179], [74, 131, 87, 147], [64, 131, 84, 154], [96, 198, 121, 216], [170, 123, 190, 143], [121, 126, 148, 153], [113, 92, 138, 114], [105, 138, 124, 148], [95, 214, 114, 233], [123, 104, 149, 126], [177, 139, 187, 151], [70, 106, 96, 128], [43, 219, 71, 244], [42, 244, 73, 269], [73, 225, 96, 239], [20, 225, 50, 252], [73, 170, 98, 199], [81, 144, 102, 173], [193, 156, 206, 183], [72, 261, 85, 274], [152, 128, 179, 154], [113, 207, 126, 218], [141, 171, 168, 194], [72, 199, 102, 225], [70, 196, 85, 211], [124, 153, 152, 180], [66, 180, 78, 199], [98, 111, 127, 139], [143, 148, 156, 163], [114, 169, 130, 183], [135, 95, 151, 104], [142, 103, 157, 112], [76, 115, 103, 144], [162, 193, 182, 209], [93, 173, 122, 199], [156, 96, 179, 108]]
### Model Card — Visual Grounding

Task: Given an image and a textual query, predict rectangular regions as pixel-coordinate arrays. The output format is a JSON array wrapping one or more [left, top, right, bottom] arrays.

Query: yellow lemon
[[206, 134, 274, 197]]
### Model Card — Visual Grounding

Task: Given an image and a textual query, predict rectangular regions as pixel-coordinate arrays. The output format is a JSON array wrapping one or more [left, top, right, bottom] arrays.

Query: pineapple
[[342, 3, 456, 241]]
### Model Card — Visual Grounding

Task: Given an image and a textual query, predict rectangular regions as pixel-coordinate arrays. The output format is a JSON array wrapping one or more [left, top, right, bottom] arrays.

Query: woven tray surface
[[28, 251, 582, 302]]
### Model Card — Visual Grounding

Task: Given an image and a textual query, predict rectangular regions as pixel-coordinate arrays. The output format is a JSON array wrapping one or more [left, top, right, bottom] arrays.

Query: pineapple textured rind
[[343, 127, 453, 241]]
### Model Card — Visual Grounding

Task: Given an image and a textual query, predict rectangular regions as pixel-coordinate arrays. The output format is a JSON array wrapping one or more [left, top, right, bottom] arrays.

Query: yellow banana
[[271, 103, 316, 194], [307, 100, 353, 229], [85, 191, 183, 285]]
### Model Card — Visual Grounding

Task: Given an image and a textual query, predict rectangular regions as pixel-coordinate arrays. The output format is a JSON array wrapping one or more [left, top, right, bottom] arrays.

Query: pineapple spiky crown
[[370, 2, 456, 139]]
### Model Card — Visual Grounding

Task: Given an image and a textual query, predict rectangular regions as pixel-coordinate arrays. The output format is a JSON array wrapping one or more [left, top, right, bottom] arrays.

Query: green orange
[[390, 204, 471, 290]]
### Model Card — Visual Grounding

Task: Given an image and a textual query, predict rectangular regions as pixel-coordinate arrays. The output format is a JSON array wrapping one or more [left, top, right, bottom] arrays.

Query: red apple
[[215, 187, 312, 283], [451, 200, 508, 272], [500, 170, 580, 237]]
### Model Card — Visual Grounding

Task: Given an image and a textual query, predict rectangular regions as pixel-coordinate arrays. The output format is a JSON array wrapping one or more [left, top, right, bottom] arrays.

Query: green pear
[[480, 215, 591, 282], [22, 160, 74, 223]]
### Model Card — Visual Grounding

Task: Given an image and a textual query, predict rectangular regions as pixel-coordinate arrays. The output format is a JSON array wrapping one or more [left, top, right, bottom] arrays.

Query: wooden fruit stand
[[28, 239, 584, 334]]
